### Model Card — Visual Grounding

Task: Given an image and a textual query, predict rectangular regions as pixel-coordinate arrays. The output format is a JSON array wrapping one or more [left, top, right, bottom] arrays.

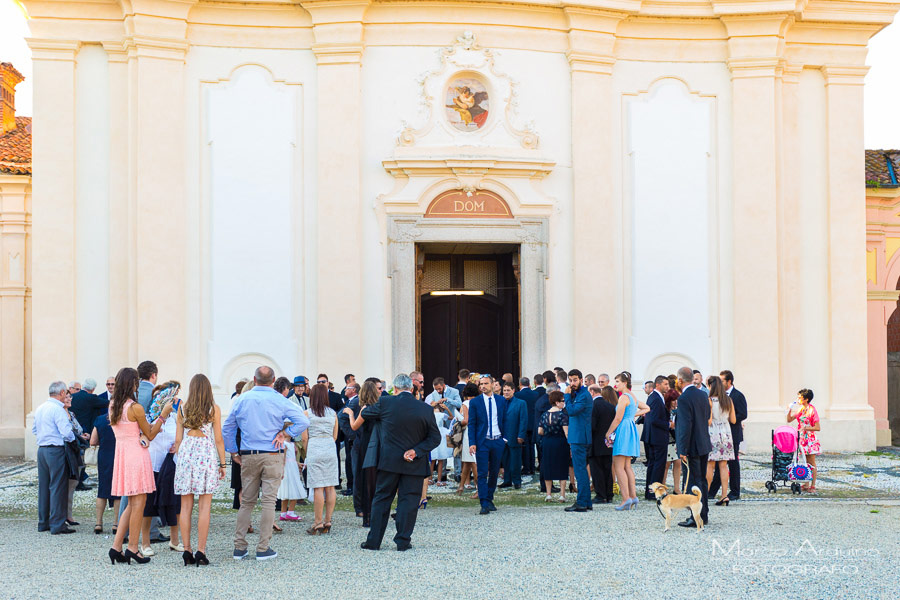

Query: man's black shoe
[[487, 502, 497, 512], [594, 496, 610, 504], [360, 542, 379, 551], [551, 486, 561, 493], [341, 489, 353, 496], [150, 534, 170, 543], [396, 544, 412, 552], [678, 517, 706, 528], [564, 504, 588, 513], [75, 483, 93, 491], [479, 507, 491, 515], [336, 484, 342, 490], [497, 482, 513, 489], [514, 484, 521, 490], [52, 526, 76, 535]]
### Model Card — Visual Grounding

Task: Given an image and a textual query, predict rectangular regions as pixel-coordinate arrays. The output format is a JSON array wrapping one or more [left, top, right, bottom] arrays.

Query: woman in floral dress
[[787, 388, 821, 492], [706, 375, 736, 506]]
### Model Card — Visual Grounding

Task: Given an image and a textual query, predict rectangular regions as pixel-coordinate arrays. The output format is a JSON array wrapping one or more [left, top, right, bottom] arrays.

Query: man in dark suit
[[533, 374, 552, 492], [338, 382, 361, 501], [499, 381, 528, 489], [467, 375, 507, 514], [709, 370, 747, 501], [455, 369, 470, 395], [564, 369, 593, 511], [360, 374, 440, 551], [642, 375, 670, 500], [675, 366, 712, 527], [514, 377, 538, 475], [97, 377, 114, 403], [69, 379, 108, 435], [588, 384, 615, 503]]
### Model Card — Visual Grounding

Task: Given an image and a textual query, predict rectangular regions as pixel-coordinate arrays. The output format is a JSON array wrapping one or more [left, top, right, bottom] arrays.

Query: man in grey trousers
[[33, 381, 77, 534]]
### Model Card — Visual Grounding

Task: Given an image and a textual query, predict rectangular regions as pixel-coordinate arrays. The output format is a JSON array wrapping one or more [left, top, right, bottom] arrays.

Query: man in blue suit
[[499, 381, 528, 489], [642, 375, 671, 500], [514, 377, 538, 475], [675, 366, 712, 527], [564, 369, 593, 512], [467, 375, 506, 515]]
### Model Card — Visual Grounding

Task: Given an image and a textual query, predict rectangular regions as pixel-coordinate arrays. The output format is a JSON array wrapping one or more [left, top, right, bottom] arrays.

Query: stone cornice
[[311, 42, 364, 64], [25, 38, 81, 61], [868, 290, 900, 301], [123, 35, 190, 61], [821, 63, 870, 84]]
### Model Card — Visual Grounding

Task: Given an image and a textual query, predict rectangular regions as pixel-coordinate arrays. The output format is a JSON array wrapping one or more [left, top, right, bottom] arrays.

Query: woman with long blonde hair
[[174, 374, 225, 566], [344, 379, 381, 527]]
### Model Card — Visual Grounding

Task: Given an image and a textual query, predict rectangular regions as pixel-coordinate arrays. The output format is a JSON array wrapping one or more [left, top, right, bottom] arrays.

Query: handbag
[[64, 439, 84, 480], [84, 446, 98, 466], [788, 448, 813, 481]]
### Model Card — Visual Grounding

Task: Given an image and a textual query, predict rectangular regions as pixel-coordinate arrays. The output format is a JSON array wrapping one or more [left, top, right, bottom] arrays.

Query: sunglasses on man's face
[[317, 380, 327, 384]]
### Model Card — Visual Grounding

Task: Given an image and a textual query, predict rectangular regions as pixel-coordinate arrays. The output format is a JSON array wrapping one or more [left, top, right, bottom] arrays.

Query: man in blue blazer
[[467, 375, 507, 514], [514, 377, 539, 475], [642, 375, 671, 500], [564, 369, 593, 511], [675, 366, 712, 527], [499, 381, 528, 489]]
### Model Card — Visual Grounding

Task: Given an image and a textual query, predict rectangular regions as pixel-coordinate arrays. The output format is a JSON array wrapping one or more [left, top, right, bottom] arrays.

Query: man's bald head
[[254, 365, 275, 386]]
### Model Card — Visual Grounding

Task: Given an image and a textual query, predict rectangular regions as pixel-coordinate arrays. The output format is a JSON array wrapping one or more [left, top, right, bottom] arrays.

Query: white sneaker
[[141, 546, 156, 557]]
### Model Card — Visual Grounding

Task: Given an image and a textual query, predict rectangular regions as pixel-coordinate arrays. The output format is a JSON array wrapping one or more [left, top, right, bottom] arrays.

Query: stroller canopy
[[774, 426, 798, 453]]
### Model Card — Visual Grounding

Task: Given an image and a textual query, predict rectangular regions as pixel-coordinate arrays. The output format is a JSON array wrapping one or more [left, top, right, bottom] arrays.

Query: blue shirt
[[223, 386, 310, 453], [138, 380, 154, 412], [32, 398, 77, 446], [424, 386, 462, 411]]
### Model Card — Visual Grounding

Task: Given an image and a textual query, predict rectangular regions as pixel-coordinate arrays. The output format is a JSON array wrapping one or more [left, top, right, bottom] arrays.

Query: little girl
[[278, 439, 307, 521]]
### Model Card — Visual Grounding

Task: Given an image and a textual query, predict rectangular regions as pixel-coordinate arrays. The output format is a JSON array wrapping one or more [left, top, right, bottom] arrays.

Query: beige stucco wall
[[9, 0, 899, 457]]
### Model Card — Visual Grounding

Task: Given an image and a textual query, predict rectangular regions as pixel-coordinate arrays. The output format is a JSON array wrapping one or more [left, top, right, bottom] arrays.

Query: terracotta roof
[[866, 149, 900, 188], [0, 116, 31, 175]]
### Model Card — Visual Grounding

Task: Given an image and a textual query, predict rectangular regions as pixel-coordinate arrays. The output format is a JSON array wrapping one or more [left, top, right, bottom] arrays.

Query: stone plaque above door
[[424, 189, 512, 219]]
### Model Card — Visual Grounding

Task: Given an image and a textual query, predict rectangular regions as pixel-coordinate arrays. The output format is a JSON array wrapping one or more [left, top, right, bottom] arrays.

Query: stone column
[[720, 15, 790, 435], [518, 219, 548, 378], [304, 0, 369, 373], [387, 217, 418, 377], [27, 40, 80, 457], [565, 8, 627, 370], [823, 65, 877, 447], [867, 290, 896, 446], [0, 175, 30, 455]]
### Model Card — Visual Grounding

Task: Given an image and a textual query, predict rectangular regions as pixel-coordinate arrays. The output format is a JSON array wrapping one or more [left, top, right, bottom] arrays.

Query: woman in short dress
[[538, 390, 570, 502], [456, 383, 479, 496], [108, 367, 174, 565], [663, 391, 681, 495], [174, 374, 225, 566], [605, 372, 650, 510], [430, 398, 455, 486], [788, 388, 821, 492], [303, 383, 339, 535], [344, 380, 383, 527], [706, 375, 736, 506], [90, 411, 120, 534]]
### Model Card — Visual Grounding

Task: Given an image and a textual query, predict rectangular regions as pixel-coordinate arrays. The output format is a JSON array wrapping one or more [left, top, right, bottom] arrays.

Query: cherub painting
[[446, 78, 489, 131]]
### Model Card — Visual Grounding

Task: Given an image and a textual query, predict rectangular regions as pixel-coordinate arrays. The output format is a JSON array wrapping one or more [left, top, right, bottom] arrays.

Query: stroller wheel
[[765, 481, 775, 493], [791, 482, 801, 495]]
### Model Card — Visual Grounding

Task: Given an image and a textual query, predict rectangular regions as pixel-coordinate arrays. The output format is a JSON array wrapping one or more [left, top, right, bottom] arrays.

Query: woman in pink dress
[[787, 388, 821, 493], [107, 367, 174, 565]]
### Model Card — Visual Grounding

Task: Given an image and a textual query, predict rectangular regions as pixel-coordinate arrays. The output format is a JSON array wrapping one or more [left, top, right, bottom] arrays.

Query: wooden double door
[[419, 252, 519, 395]]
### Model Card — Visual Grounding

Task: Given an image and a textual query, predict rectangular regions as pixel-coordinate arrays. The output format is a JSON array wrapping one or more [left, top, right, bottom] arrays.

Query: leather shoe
[[514, 484, 521, 490], [551, 486, 561, 493], [487, 502, 497, 512], [678, 517, 706, 528], [396, 544, 412, 552], [360, 542, 379, 551], [479, 507, 491, 515], [150, 534, 170, 543], [564, 503, 588, 512], [52, 526, 76, 534], [75, 483, 93, 491], [497, 482, 513, 489], [341, 489, 353, 496]]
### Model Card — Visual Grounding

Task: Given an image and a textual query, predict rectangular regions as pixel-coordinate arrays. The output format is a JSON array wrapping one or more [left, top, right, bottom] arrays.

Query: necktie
[[488, 396, 493, 437]]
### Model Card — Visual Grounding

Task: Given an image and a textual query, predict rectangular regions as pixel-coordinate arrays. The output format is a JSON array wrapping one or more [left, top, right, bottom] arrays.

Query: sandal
[[272, 523, 283, 534], [306, 523, 324, 536], [323, 521, 332, 533], [94, 524, 103, 534]]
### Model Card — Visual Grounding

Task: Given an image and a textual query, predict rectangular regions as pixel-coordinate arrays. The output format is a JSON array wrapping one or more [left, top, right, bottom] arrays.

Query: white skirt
[[460, 426, 475, 463], [277, 441, 307, 500]]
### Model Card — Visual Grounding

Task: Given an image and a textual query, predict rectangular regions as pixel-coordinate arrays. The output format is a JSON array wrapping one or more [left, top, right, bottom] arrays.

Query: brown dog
[[649, 483, 703, 532]]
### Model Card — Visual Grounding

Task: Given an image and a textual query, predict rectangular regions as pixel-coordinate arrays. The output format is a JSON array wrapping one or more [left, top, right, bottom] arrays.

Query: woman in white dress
[[430, 401, 455, 486], [455, 383, 479, 496], [302, 384, 339, 535]]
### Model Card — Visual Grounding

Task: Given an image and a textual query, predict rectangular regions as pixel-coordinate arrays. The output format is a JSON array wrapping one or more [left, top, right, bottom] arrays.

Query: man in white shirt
[[33, 381, 77, 534]]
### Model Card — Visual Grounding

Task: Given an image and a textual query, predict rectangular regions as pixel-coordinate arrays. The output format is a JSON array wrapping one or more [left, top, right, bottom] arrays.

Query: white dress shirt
[[149, 416, 177, 472], [32, 398, 77, 446], [483, 394, 500, 438]]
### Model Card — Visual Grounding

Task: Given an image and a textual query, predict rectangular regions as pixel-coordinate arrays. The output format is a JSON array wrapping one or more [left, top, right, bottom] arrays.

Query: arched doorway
[[886, 277, 900, 444]]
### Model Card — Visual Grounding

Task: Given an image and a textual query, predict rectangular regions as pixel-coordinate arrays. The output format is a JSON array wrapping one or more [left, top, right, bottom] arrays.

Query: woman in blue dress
[[89, 412, 120, 534], [604, 372, 649, 510]]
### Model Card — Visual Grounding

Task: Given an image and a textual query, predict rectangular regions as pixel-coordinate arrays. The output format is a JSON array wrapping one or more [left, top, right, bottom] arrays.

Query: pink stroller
[[765, 426, 803, 494]]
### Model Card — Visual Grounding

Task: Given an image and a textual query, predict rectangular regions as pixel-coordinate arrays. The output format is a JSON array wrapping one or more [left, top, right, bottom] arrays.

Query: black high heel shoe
[[124, 549, 151, 564], [715, 497, 730, 506], [194, 550, 209, 566], [182, 550, 196, 566], [108, 548, 129, 565]]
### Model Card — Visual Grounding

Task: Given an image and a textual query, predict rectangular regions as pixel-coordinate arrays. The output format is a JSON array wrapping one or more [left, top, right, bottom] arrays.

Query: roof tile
[[0, 117, 31, 175]]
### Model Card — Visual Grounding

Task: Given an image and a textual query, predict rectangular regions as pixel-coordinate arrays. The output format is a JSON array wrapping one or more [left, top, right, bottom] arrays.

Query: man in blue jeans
[[564, 369, 593, 512]]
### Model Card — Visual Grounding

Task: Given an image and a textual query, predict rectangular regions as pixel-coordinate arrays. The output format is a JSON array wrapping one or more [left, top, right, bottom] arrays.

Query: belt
[[238, 449, 284, 455], [486, 435, 502, 440], [39, 444, 63, 448]]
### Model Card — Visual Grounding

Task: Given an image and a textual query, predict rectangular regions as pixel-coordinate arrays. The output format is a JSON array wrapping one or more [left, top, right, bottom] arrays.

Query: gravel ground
[[1, 500, 898, 599]]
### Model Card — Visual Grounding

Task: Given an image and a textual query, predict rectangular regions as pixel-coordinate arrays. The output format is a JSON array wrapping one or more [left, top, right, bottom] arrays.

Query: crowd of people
[[33, 358, 826, 559]]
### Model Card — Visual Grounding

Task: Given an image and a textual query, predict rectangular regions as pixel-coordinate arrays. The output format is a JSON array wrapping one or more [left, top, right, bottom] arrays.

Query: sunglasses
[[317, 380, 327, 384]]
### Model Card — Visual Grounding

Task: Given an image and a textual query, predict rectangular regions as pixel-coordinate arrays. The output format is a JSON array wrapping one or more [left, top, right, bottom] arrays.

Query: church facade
[[9, 0, 899, 456]]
